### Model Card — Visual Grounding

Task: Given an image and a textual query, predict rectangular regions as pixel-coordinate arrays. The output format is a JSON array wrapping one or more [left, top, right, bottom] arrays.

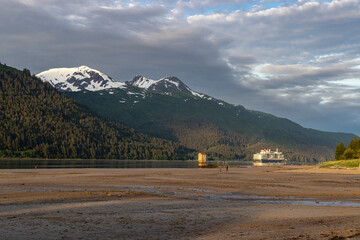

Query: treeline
[[0, 63, 191, 159], [165, 119, 329, 162], [335, 137, 360, 160]]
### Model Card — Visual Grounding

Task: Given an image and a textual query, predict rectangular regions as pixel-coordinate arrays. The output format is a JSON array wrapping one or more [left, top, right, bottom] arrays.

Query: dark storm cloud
[[0, 0, 360, 134]]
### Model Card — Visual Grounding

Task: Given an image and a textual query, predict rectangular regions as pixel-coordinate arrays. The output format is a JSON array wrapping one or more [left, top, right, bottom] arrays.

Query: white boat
[[253, 148, 285, 166]]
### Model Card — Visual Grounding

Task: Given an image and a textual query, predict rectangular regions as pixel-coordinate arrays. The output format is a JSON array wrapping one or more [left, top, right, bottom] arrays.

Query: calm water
[[0, 159, 252, 169]]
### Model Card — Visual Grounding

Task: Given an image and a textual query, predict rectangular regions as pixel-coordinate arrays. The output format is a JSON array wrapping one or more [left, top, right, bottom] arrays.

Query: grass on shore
[[320, 159, 360, 168]]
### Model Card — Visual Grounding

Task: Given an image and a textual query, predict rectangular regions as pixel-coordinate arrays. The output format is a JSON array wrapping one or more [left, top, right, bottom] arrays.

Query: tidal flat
[[1, 166, 360, 239]]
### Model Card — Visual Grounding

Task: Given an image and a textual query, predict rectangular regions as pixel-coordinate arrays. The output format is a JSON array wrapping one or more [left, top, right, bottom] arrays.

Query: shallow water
[[75, 184, 360, 208], [112, 186, 360, 208], [0, 159, 197, 169], [0, 159, 253, 169], [122, 186, 360, 208], [212, 194, 360, 207]]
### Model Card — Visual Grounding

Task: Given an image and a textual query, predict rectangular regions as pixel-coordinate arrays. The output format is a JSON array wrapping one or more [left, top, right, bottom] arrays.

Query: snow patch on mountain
[[36, 66, 126, 92], [130, 76, 159, 89], [190, 91, 204, 98]]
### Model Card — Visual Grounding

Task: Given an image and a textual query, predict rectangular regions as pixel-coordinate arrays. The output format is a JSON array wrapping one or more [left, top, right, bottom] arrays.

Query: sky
[[0, 0, 359, 135]]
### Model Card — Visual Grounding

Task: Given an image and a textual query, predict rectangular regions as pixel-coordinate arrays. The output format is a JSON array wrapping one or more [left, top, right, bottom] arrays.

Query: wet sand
[[1, 166, 360, 239]]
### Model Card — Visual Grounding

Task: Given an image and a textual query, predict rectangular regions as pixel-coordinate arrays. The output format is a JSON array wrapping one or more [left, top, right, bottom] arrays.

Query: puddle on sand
[[209, 194, 360, 207], [121, 188, 360, 208], [2, 184, 360, 208]]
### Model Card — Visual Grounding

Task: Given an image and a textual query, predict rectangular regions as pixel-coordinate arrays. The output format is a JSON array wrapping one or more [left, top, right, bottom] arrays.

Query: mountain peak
[[36, 66, 126, 92], [130, 75, 149, 86], [129, 75, 200, 96]]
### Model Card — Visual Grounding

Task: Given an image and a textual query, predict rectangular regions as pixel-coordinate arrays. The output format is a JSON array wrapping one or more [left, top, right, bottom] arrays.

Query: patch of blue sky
[[331, 78, 360, 87], [183, 0, 336, 17], [183, 1, 299, 16], [111, 0, 336, 15]]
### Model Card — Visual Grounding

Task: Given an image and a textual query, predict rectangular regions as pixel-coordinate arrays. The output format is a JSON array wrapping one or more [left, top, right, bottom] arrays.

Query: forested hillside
[[67, 87, 356, 162], [0, 63, 190, 159]]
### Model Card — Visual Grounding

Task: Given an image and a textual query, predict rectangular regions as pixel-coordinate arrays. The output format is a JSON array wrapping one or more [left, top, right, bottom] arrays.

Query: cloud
[[185, 0, 360, 133], [0, 0, 360, 134]]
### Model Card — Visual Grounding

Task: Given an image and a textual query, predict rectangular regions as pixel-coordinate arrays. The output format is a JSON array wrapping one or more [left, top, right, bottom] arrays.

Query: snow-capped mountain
[[36, 66, 205, 98], [36, 66, 126, 92], [129, 75, 204, 97]]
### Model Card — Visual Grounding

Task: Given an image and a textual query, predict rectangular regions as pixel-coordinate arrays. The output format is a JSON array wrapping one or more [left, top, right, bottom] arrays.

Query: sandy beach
[[1, 165, 360, 239]]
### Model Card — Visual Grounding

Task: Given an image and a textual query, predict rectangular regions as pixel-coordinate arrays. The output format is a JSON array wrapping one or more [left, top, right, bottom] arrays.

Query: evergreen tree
[[335, 142, 346, 160], [344, 148, 354, 160]]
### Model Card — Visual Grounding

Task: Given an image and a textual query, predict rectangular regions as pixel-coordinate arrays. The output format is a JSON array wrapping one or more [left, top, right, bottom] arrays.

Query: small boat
[[253, 148, 285, 166]]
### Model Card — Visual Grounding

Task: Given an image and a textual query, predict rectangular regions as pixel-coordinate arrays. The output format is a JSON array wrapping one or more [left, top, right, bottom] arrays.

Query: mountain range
[[36, 66, 356, 162], [37, 66, 205, 97], [0, 64, 189, 159]]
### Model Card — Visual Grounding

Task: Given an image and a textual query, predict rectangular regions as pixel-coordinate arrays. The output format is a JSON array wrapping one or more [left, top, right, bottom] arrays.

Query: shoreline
[[0, 158, 198, 161]]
